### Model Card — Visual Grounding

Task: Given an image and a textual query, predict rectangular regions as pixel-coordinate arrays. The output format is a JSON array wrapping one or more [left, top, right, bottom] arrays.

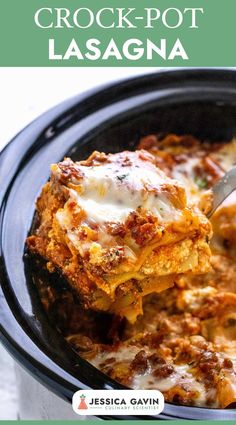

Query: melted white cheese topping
[[56, 154, 186, 226], [91, 346, 207, 407]]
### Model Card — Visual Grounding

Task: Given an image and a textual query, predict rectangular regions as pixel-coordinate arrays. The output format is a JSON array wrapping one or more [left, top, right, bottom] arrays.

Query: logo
[[78, 394, 88, 410], [73, 390, 164, 416]]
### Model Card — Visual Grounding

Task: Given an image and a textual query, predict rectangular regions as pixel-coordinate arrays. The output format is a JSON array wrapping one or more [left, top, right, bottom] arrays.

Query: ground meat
[[199, 351, 219, 374], [148, 353, 166, 366], [130, 350, 148, 374], [125, 210, 160, 246], [153, 364, 174, 378], [133, 332, 164, 348], [107, 222, 126, 238], [222, 358, 233, 369]]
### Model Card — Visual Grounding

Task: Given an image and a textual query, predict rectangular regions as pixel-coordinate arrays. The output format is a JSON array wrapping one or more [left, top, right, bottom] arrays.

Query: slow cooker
[[1, 69, 236, 420]]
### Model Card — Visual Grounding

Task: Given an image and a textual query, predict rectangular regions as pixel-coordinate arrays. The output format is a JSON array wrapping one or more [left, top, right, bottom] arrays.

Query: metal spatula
[[208, 166, 236, 217]]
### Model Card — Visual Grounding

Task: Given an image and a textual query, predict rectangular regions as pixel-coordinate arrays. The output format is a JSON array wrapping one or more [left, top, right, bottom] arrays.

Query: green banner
[[0, 0, 235, 66], [0, 419, 235, 425]]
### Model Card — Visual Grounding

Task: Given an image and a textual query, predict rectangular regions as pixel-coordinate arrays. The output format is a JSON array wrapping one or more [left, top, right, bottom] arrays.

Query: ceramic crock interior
[[1, 70, 236, 420]]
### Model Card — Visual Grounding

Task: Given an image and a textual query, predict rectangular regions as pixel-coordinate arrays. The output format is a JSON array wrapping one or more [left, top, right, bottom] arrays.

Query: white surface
[[0, 344, 18, 420], [0, 67, 159, 152], [0, 67, 159, 420], [15, 364, 80, 420]]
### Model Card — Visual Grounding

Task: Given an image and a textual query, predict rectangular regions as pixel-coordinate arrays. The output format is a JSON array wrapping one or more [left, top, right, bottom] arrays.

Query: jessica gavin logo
[[78, 394, 160, 409], [78, 394, 88, 410], [73, 390, 164, 415]]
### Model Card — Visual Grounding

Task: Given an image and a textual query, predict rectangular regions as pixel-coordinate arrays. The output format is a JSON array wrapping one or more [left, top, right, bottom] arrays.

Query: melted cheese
[[56, 153, 186, 225], [91, 346, 207, 407], [171, 158, 200, 195]]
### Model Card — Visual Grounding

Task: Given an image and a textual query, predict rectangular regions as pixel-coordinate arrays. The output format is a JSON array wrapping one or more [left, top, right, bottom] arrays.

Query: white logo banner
[[73, 389, 164, 416]]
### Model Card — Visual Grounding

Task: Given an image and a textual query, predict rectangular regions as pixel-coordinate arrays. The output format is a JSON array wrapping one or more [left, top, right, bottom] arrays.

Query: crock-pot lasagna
[[27, 149, 211, 323], [27, 134, 236, 409]]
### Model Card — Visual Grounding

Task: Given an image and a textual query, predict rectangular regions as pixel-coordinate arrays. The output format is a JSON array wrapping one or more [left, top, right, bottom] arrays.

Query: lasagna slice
[[27, 150, 212, 322]]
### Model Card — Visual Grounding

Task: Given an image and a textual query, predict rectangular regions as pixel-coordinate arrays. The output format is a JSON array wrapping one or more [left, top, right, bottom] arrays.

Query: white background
[[0, 67, 159, 419], [0, 67, 159, 151]]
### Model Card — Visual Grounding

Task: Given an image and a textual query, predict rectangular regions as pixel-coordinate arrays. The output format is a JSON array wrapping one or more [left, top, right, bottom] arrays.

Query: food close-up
[[27, 133, 236, 409], [2, 69, 236, 421]]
